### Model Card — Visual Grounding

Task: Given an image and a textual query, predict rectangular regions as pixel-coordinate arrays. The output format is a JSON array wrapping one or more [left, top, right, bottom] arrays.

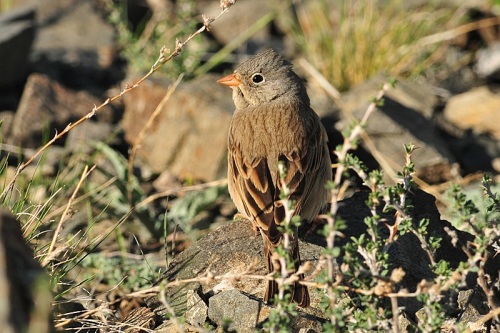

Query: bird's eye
[[251, 73, 265, 84]]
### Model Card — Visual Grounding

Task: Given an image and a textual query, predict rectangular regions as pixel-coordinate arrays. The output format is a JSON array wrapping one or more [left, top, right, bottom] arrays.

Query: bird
[[217, 49, 332, 307]]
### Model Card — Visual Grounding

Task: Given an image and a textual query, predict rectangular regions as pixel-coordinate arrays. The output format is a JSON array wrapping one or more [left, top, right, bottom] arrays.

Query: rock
[[0, 6, 36, 87], [146, 218, 327, 331], [10, 73, 112, 148], [197, 1, 280, 54], [475, 42, 500, 80], [443, 86, 500, 139], [207, 289, 264, 332], [65, 120, 117, 153], [334, 189, 499, 321], [440, 86, 500, 173], [0, 208, 52, 332], [185, 286, 208, 327], [25, 0, 120, 88], [340, 75, 457, 184], [0, 111, 15, 141], [343, 189, 470, 274], [457, 289, 490, 328], [299, 329, 318, 333], [154, 320, 200, 333], [121, 74, 234, 181]]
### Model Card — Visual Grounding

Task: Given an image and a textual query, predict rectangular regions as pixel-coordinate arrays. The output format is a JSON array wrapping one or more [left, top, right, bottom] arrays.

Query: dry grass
[[278, 0, 468, 91]]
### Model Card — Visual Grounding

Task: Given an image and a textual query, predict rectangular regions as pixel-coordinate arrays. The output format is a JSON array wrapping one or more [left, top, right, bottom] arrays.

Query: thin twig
[[390, 296, 400, 333], [297, 57, 341, 102], [42, 176, 118, 223], [43, 165, 96, 266], [136, 178, 228, 208], [468, 307, 500, 332], [415, 16, 500, 47]]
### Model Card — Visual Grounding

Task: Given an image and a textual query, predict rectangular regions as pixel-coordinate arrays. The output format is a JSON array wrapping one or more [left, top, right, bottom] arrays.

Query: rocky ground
[[0, 0, 499, 332]]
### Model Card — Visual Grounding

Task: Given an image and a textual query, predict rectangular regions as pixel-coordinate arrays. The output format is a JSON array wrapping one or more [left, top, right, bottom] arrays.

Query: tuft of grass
[[278, 0, 466, 91], [0, 0, 14, 13]]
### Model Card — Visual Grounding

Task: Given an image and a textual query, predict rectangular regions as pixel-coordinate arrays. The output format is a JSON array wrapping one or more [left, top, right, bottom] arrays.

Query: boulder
[[121, 74, 234, 181], [340, 75, 457, 184], [208, 289, 264, 332], [25, 0, 120, 88], [197, 1, 280, 54], [443, 86, 500, 139], [185, 285, 208, 327], [0, 6, 36, 87], [10, 73, 113, 148]]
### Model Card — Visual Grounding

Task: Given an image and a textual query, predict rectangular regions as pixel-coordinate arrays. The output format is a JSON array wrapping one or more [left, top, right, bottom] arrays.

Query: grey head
[[217, 49, 309, 110]]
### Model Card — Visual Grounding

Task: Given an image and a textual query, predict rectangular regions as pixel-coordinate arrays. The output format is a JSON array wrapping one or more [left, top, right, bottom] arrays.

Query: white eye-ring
[[251, 73, 265, 84]]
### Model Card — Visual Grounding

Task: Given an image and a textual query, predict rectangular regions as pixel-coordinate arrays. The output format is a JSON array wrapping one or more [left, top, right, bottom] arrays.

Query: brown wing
[[274, 115, 332, 223], [228, 111, 331, 232], [228, 140, 280, 242]]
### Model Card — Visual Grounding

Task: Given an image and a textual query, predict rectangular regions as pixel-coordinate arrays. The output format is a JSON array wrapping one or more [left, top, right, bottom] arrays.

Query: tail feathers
[[264, 239, 310, 307], [264, 275, 310, 307], [292, 280, 310, 307]]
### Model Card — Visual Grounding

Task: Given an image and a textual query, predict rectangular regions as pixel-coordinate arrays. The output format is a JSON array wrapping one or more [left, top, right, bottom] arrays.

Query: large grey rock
[[0, 6, 36, 87], [146, 218, 326, 332], [10, 73, 112, 148], [121, 74, 234, 181], [340, 75, 457, 184], [185, 286, 208, 327], [65, 120, 117, 153], [13, 0, 120, 87], [208, 289, 263, 332]]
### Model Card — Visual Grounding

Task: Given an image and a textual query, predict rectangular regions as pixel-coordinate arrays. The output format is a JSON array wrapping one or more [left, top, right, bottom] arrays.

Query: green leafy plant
[[107, 0, 207, 79], [167, 184, 227, 238]]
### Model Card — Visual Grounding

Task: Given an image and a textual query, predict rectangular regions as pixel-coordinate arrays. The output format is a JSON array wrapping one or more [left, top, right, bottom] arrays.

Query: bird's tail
[[263, 237, 310, 307]]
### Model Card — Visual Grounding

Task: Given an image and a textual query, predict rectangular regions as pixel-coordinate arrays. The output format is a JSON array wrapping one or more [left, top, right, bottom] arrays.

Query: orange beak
[[217, 73, 241, 86]]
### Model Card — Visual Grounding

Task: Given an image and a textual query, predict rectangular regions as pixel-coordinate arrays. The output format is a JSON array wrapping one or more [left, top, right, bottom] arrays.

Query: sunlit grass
[[279, 0, 467, 91], [0, 0, 14, 13]]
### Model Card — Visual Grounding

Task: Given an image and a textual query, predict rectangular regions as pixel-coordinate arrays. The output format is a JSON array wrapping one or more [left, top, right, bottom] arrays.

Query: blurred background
[[0, 0, 499, 330]]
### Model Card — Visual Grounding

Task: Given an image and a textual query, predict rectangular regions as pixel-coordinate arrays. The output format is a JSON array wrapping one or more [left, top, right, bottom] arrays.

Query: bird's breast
[[230, 104, 309, 163]]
